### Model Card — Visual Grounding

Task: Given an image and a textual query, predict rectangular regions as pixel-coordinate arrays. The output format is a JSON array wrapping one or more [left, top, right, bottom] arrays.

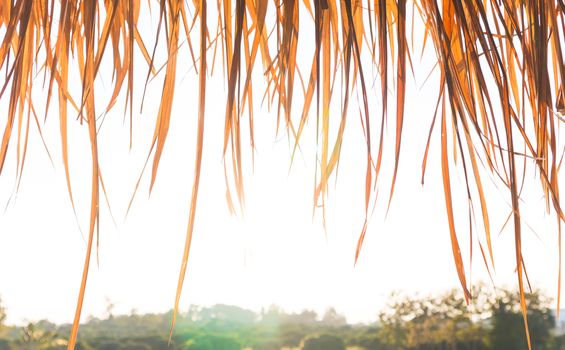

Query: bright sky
[[0, 4, 563, 326]]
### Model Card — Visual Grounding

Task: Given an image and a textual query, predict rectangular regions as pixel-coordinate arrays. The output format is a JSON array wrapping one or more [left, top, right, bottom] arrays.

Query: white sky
[[0, 3, 563, 326]]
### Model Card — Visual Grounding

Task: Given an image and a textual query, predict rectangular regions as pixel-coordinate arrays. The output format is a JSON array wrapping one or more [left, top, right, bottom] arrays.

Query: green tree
[[259, 305, 284, 326], [0, 339, 14, 350], [302, 334, 345, 350], [378, 290, 489, 350], [15, 322, 69, 350], [350, 330, 382, 350], [197, 305, 256, 325], [488, 290, 554, 350], [321, 308, 347, 327], [183, 334, 241, 350], [277, 326, 306, 349], [73, 342, 94, 350], [0, 297, 5, 330], [249, 339, 281, 350], [285, 310, 318, 325], [120, 342, 151, 350], [94, 340, 121, 350]]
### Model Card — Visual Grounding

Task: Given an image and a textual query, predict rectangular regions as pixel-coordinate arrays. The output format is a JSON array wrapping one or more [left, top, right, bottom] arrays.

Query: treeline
[[1, 287, 565, 350]]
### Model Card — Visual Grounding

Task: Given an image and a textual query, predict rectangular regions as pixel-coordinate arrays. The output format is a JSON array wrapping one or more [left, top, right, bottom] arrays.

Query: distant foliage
[[0, 297, 5, 328], [183, 334, 241, 350], [302, 334, 345, 350], [378, 287, 556, 350], [488, 290, 554, 350], [0, 288, 562, 349]]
